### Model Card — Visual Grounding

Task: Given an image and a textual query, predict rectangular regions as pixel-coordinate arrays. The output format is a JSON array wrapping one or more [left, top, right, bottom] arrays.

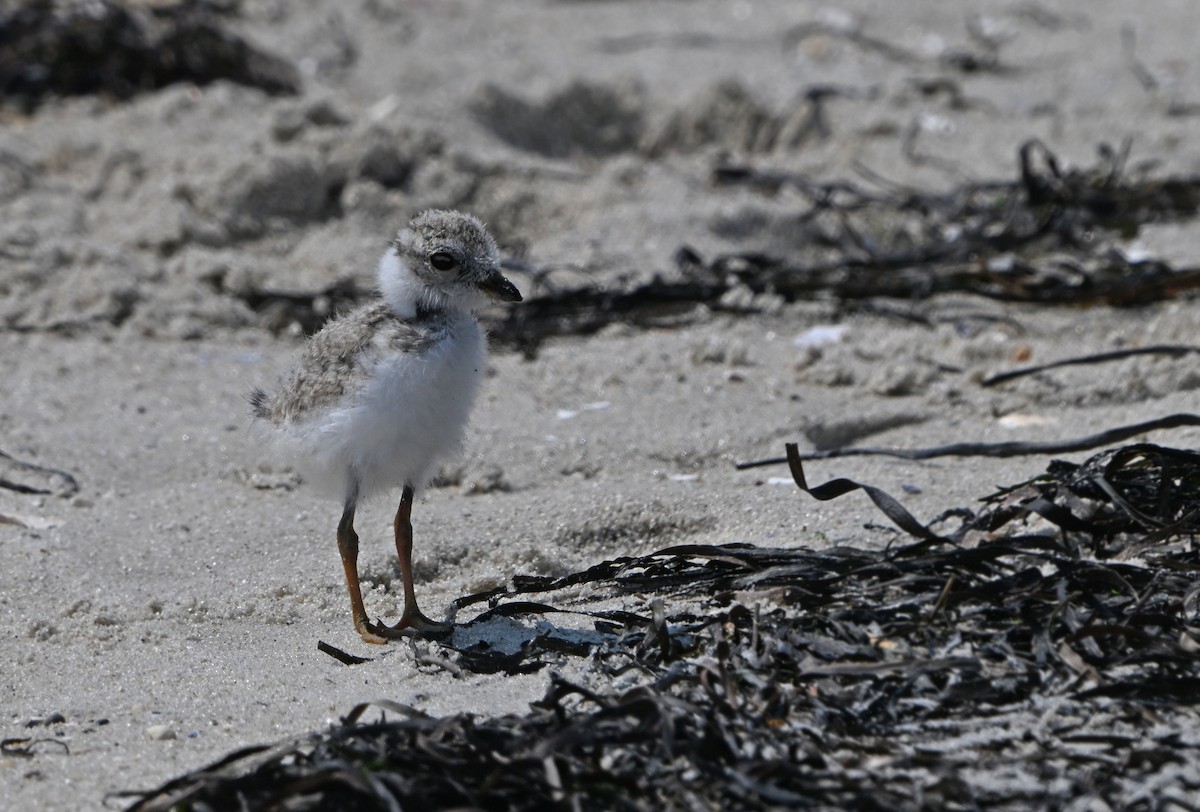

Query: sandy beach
[[3, 1, 1200, 807]]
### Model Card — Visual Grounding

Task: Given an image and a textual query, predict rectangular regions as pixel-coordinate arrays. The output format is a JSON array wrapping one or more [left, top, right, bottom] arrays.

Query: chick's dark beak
[[478, 271, 523, 303]]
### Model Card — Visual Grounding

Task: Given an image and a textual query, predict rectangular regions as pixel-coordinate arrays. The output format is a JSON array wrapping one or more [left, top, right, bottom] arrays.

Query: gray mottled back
[[250, 303, 441, 425]]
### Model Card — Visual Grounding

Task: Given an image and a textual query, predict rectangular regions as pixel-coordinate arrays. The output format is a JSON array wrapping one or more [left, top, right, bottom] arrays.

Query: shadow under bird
[[250, 209, 522, 644]]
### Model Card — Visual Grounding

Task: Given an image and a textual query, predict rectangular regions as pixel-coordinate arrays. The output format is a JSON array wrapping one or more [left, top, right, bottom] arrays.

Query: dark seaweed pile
[[0, 0, 298, 110], [487, 139, 1200, 356], [124, 443, 1200, 811]]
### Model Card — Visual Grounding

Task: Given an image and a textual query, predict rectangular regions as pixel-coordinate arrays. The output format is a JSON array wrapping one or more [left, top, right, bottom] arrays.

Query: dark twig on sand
[[736, 413, 1200, 469], [0, 450, 79, 497], [317, 640, 373, 666], [980, 344, 1200, 386]]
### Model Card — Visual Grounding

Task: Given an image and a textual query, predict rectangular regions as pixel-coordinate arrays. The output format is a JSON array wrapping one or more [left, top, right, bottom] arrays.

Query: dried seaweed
[[235, 279, 366, 336], [489, 140, 1200, 355], [0, 0, 300, 111], [703, 139, 1200, 304], [217, 140, 1200, 353], [126, 443, 1200, 810], [485, 262, 727, 357]]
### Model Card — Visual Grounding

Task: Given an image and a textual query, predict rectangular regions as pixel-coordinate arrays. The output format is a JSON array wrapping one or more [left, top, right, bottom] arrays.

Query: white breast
[[294, 313, 486, 500]]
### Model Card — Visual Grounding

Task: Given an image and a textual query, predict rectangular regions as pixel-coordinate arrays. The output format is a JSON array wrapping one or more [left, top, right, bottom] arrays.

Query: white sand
[[3, 1, 1200, 807]]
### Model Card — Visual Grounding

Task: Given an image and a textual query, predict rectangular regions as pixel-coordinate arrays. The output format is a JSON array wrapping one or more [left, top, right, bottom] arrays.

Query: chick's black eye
[[429, 251, 459, 272]]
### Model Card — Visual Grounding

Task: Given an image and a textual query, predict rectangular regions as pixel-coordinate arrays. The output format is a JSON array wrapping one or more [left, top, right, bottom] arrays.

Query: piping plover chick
[[250, 209, 522, 645]]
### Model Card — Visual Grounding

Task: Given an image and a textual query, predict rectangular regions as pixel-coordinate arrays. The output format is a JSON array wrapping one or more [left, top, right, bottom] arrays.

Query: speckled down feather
[[250, 303, 442, 425], [246, 208, 519, 503]]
